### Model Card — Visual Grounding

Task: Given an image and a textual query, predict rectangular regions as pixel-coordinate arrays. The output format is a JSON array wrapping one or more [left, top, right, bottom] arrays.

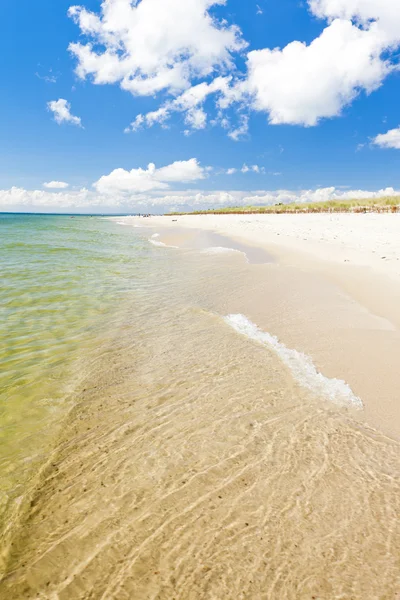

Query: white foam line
[[114, 221, 141, 227], [224, 314, 363, 409], [148, 236, 178, 249]]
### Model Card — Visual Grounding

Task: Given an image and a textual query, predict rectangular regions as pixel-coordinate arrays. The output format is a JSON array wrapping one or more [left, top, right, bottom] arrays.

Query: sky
[[1, 0, 400, 214]]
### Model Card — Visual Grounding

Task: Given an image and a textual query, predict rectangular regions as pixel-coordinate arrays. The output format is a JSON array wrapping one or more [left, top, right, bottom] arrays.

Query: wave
[[114, 221, 142, 227], [224, 314, 363, 409], [148, 234, 178, 249]]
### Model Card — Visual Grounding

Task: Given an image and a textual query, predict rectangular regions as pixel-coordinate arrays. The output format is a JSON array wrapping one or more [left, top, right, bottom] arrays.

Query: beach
[[5, 0, 400, 595], [125, 212, 400, 439], [1, 214, 399, 599], [147, 213, 400, 280]]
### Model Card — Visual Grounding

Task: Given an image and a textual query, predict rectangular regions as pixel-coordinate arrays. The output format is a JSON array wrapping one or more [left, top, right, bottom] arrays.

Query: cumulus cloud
[[0, 187, 95, 211], [309, 0, 400, 40], [124, 107, 170, 133], [1, 184, 398, 214], [244, 0, 400, 126], [247, 0, 400, 126], [94, 158, 207, 194], [65, 0, 400, 134], [125, 77, 232, 133], [246, 19, 390, 126], [43, 181, 69, 189], [47, 99, 82, 126], [68, 0, 245, 96], [373, 127, 400, 149]]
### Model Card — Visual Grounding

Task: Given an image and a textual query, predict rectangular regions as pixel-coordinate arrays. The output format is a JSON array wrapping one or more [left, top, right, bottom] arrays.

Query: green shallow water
[[0, 214, 149, 521], [1, 216, 400, 598]]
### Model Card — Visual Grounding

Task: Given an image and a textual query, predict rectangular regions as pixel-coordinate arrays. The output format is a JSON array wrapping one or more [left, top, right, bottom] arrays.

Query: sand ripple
[[1, 303, 399, 599]]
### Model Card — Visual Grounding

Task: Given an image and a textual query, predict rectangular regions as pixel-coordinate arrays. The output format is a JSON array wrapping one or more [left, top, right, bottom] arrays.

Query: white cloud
[[0, 187, 94, 211], [47, 99, 82, 126], [246, 19, 390, 126], [66, 0, 400, 134], [156, 159, 206, 182], [244, 0, 400, 126], [185, 107, 207, 130], [94, 158, 207, 194], [68, 0, 245, 96], [0, 185, 398, 213], [36, 69, 58, 84], [125, 77, 232, 133], [228, 115, 249, 141], [125, 114, 144, 133], [373, 127, 400, 149], [226, 168, 237, 175], [309, 0, 400, 42], [124, 107, 170, 133], [241, 164, 263, 173], [43, 181, 69, 189]]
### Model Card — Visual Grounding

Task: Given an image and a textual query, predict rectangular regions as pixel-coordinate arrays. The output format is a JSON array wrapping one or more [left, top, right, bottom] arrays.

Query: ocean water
[[0, 214, 150, 523], [0, 215, 399, 598]]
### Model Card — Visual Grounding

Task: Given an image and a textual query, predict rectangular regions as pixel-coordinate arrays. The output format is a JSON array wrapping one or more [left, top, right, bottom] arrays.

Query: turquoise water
[[0, 214, 149, 520]]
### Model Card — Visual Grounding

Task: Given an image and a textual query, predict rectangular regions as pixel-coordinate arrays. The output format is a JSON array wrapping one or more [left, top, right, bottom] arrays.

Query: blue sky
[[1, 0, 400, 213]]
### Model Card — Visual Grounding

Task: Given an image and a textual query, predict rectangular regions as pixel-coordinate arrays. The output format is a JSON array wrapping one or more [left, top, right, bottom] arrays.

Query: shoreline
[[2, 216, 399, 598], [114, 213, 400, 440], [141, 213, 400, 280]]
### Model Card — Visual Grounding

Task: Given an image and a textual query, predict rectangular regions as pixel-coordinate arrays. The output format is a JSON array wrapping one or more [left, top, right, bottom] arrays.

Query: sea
[[0, 214, 399, 599]]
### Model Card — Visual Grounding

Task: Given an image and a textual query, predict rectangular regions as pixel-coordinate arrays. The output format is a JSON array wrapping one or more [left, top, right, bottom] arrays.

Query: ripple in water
[[0, 216, 399, 598]]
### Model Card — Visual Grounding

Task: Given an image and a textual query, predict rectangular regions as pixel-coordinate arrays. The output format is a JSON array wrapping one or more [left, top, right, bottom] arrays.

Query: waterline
[[224, 313, 363, 408]]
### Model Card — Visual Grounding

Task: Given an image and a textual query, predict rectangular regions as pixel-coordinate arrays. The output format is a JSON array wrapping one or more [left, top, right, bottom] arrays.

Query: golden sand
[[1, 233, 399, 599]]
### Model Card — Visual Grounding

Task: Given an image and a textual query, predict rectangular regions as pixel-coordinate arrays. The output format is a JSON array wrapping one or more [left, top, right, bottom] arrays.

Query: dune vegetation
[[169, 196, 400, 216]]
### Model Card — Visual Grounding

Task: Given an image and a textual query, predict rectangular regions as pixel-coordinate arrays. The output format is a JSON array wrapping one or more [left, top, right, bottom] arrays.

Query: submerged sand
[[1, 216, 399, 599], [127, 213, 400, 440]]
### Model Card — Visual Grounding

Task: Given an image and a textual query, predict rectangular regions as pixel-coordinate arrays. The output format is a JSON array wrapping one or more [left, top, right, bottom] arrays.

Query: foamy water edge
[[149, 234, 178, 249], [224, 314, 363, 409]]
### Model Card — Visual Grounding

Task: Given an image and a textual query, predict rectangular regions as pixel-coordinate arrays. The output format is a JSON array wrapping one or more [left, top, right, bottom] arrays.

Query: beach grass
[[168, 196, 400, 216]]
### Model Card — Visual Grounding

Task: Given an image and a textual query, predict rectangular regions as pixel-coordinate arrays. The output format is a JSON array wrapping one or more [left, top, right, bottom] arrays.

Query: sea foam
[[148, 234, 178, 249], [224, 314, 363, 409]]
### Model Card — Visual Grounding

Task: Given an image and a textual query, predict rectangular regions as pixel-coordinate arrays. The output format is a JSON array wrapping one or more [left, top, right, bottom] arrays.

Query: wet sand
[[128, 214, 400, 440], [1, 221, 399, 599]]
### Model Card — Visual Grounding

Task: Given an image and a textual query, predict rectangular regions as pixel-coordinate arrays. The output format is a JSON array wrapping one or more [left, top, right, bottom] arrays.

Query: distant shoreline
[[167, 195, 400, 216]]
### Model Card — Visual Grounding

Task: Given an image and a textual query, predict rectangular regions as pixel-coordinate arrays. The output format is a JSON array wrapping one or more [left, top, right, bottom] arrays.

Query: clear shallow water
[[0, 216, 399, 598], [0, 214, 151, 521]]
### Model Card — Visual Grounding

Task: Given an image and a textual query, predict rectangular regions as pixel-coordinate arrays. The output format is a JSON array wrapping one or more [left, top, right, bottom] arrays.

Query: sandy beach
[[1, 215, 399, 600], [5, 0, 400, 595], [1, 215, 399, 599], [118, 213, 400, 440], [138, 212, 400, 279]]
